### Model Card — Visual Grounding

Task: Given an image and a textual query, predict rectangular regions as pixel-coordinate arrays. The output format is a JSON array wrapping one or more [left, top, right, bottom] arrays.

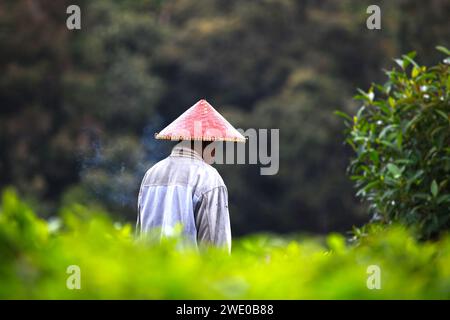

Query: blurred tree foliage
[[0, 0, 449, 234], [342, 48, 450, 239]]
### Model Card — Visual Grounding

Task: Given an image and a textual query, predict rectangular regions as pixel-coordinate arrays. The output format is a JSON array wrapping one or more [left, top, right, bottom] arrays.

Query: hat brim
[[155, 133, 246, 143]]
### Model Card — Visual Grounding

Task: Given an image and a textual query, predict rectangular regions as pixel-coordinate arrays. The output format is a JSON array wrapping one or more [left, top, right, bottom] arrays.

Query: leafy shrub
[[340, 47, 450, 239], [0, 189, 449, 299]]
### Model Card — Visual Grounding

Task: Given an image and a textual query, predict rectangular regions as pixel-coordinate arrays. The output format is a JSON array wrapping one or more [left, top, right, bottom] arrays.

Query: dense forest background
[[1, 0, 449, 235]]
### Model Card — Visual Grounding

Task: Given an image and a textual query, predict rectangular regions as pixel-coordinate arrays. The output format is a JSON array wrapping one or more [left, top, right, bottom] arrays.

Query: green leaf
[[402, 55, 419, 69], [334, 110, 352, 122], [356, 88, 373, 102], [411, 67, 420, 78], [406, 170, 424, 184], [388, 97, 395, 108], [379, 140, 399, 151], [369, 151, 379, 165], [436, 45, 450, 56], [405, 114, 422, 132], [387, 164, 402, 179], [431, 180, 439, 197], [379, 124, 398, 139], [437, 194, 450, 204], [435, 109, 449, 123], [394, 58, 404, 69], [404, 51, 417, 60], [356, 180, 381, 197], [396, 131, 403, 150], [413, 193, 431, 201]]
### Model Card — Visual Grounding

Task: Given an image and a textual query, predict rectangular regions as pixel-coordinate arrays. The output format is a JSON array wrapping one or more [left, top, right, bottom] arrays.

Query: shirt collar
[[170, 145, 204, 161]]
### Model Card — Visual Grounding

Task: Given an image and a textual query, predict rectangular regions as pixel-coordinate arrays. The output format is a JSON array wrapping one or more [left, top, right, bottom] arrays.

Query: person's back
[[137, 144, 231, 252]]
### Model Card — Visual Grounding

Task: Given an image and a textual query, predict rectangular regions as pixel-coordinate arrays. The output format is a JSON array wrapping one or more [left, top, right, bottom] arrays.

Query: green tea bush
[[0, 189, 449, 299], [340, 47, 450, 239]]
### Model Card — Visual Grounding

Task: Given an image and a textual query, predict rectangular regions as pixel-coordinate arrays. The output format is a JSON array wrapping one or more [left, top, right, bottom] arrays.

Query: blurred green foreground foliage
[[0, 188, 449, 299]]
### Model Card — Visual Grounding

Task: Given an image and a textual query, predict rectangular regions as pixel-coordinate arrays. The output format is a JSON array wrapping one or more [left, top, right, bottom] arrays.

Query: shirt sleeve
[[195, 186, 232, 253]]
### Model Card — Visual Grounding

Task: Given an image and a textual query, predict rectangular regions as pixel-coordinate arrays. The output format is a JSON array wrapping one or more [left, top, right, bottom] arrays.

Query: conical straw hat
[[155, 99, 246, 142]]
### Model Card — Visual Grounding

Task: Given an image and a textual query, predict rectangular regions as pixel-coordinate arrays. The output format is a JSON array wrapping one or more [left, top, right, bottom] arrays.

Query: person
[[136, 99, 245, 252]]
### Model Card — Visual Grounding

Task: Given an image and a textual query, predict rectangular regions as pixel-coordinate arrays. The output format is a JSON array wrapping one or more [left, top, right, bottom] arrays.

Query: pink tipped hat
[[155, 99, 246, 142]]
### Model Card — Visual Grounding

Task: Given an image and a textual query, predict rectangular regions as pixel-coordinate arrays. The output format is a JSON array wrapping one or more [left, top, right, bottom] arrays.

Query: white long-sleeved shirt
[[137, 145, 231, 252]]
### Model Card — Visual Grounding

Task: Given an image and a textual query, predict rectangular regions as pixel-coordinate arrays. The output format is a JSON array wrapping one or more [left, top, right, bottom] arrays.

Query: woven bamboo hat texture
[[155, 99, 246, 142]]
